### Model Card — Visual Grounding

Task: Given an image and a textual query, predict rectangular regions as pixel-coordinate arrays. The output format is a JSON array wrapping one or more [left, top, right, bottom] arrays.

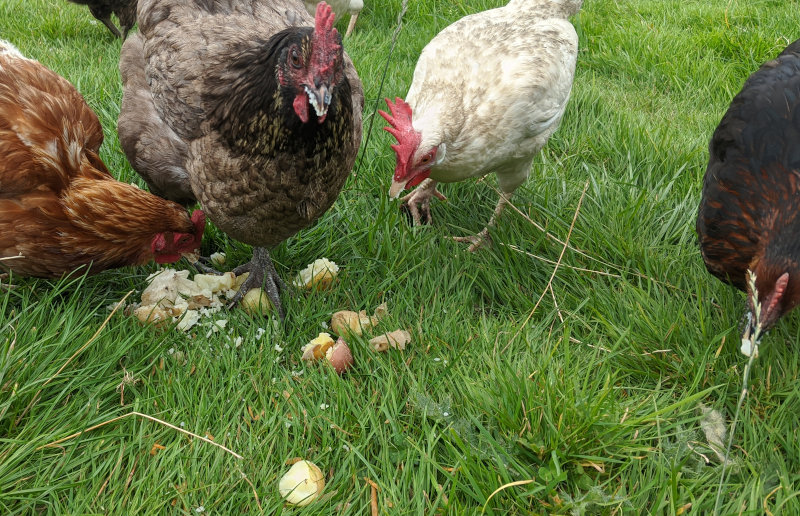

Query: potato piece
[[330, 310, 375, 336], [278, 460, 325, 506], [241, 288, 272, 315], [293, 258, 339, 290], [326, 337, 353, 374], [176, 310, 201, 332], [134, 304, 171, 326], [330, 302, 388, 336], [193, 272, 236, 293], [209, 252, 226, 267], [369, 330, 411, 352], [301, 332, 335, 361]]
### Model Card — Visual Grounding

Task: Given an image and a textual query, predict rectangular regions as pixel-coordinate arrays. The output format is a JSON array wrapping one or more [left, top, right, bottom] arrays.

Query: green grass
[[2, 0, 800, 513]]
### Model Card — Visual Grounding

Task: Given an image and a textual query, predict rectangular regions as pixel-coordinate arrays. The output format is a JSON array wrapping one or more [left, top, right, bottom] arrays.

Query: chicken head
[[379, 96, 439, 198], [277, 2, 344, 124], [151, 209, 206, 264], [744, 263, 800, 344]]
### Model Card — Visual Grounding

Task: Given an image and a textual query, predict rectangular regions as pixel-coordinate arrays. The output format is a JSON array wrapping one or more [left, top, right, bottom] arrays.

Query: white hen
[[380, 0, 581, 250], [304, 0, 362, 36]]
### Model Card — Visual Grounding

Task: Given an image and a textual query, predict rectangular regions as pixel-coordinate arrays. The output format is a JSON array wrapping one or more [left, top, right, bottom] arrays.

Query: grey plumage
[[118, 0, 363, 318]]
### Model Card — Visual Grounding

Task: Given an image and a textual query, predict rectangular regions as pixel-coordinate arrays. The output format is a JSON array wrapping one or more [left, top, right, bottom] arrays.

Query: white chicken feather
[[303, 0, 362, 36], [380, 0, 581, 250]]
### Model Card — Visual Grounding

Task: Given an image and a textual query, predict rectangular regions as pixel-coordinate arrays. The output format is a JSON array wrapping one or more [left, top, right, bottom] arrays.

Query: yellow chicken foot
[[452, 191, 511, 252], [345, 12, 359, 37], [228, 247, 286, 319], [400, 178, 447, 225]]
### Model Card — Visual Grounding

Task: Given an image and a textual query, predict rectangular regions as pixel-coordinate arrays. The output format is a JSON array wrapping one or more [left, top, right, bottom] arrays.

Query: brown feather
[[0, 41, 200, 278]]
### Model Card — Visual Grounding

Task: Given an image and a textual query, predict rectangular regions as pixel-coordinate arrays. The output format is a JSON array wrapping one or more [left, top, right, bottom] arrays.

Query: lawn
[[2, 0, 800, 513]]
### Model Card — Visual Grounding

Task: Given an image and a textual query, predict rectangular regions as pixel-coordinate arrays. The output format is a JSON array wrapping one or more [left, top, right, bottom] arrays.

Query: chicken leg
[[345, 13, 359, 37], [401, 178, 447, 225], [88, 7, 123, 39], [227, 247, 287, 319], [452, 191, 512, 252]]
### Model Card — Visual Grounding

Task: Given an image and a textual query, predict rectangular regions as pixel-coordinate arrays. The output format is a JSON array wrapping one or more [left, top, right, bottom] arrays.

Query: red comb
[[311, 2, 341, 77], [379, 97, 420, 174], [190, 209, 206, 241], [764, 271, 790, 318]]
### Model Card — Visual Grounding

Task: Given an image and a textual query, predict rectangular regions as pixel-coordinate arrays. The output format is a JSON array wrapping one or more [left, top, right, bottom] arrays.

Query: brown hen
[[697, 39, 800, 344], [118, 1, 363, 318], [0, 40, 204, 279]]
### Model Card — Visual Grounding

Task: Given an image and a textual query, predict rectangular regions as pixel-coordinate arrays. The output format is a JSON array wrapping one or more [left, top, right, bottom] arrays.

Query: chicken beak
[[389, 179, 408, 199], [305, 84, 331, 121], [740, 310, 763, 357]]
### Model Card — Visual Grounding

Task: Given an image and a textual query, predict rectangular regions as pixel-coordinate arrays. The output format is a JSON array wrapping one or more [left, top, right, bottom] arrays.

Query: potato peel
[[133, 268, 252, 331], [369, 330, 411, 352], [301, 332, 336, 361], [330, 302, 387, 336]]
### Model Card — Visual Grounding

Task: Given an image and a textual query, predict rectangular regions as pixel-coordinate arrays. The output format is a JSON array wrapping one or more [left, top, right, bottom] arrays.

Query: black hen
[[697, 39, 800, 343], [67, 0, 137, 39]]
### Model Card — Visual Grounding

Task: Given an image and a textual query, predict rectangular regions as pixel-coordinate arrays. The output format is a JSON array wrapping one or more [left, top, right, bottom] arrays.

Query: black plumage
[[67, 0, 137, 39], [697, 39, 800, 335]]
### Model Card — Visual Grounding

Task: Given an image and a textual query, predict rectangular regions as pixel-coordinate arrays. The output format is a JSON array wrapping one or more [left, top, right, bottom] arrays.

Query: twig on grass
[[763, 485, 782, 516], [493, 183, 709, 303], [352, 0, 409, 182], [713, 270, 762, 515], [365, 477, 380, 516], [95, 443, 126, 499], [239, 469, 263, 512], [15, 290, 133, 425], [38, 410, 243, 460], [482, 479, 536, 514], [509, 181, 588, 347]]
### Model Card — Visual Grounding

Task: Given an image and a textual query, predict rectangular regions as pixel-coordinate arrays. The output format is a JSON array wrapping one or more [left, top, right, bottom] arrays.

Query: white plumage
[[303, 0, 363, 36], [381, 0, 581, 250]]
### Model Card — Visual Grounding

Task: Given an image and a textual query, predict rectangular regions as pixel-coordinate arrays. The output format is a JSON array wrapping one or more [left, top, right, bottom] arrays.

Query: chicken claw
[[227, 247, 287, 319], [452, 191, 511, 252], [452, 229, 492, 252], [188, 256, 222, 275], [400, 178, 447, 226]]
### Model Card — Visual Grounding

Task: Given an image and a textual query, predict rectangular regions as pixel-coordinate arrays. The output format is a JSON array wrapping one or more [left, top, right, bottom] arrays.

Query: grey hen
[[118, 0, 364, 319]]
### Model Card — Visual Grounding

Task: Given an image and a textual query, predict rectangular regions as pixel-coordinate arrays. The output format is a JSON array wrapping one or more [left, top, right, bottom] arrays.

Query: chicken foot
[[401, 178, 448, 225], [189, 257, 222, 275], [227, 247, 286, 319], [453, 191, 511, 252], [345, 13, 359, 37]]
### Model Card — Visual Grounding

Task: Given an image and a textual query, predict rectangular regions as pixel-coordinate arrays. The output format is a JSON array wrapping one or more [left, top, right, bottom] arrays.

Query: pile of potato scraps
[[125, 258, 412, 374], [130, 268, 255, 332]]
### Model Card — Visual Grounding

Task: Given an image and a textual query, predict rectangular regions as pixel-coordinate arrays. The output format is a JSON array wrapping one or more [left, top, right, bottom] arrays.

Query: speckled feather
[[697, 39, 800, 328], [119, 0, 364, 248], [406, 0, 581, 192], [0, 41, 199, 277]]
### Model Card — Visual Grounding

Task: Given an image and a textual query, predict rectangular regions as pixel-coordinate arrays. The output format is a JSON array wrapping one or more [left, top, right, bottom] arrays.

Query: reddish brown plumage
[[0, 41, 204, 279], [697, 39, 800, 333]]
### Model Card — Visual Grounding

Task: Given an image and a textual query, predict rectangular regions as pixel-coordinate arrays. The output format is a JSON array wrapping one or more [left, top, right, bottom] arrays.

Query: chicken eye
[[290, 48, 302, 69], [420, 154, 433, 165]]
